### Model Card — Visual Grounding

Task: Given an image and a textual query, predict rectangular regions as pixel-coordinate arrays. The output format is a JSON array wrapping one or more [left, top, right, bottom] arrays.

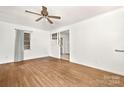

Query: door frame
[[59, 30, 70, 61]]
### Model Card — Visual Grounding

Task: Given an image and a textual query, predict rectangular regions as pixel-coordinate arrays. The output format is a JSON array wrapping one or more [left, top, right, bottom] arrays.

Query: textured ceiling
[[0, 6, 122, 31]]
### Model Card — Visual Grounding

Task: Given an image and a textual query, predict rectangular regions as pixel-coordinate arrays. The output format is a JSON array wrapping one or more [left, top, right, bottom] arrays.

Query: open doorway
[[60, 30, 70, 61]]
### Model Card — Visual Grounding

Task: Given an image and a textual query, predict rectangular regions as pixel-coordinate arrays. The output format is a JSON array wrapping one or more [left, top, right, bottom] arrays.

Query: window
[[52, 33, 57, 40], [24, 33, 30, 50]]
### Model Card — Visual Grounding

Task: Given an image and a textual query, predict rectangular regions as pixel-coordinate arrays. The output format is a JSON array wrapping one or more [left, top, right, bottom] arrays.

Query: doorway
[[60, 30, 70, 61]]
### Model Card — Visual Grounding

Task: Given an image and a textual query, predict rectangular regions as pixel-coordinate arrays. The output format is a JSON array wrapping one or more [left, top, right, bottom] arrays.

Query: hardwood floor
[[0, 57, 124, 87]]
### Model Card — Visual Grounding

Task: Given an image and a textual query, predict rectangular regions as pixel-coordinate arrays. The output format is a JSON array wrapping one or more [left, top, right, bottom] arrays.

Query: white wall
[[50, 33, 60, 58], [0, 22, 15, 64], [1, 7, 124, 76], [0, 21, 50, 64], [24, 29, 50, 60], [51, 8, 124, 75]]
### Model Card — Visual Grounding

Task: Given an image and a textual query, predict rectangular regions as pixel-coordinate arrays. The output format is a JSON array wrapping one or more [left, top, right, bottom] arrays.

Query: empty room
[[0, 6, 124, 87]]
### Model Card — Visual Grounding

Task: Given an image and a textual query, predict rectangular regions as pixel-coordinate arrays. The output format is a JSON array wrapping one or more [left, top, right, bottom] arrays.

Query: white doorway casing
[[60, 30, 70, 60], [50, 30, 70, 61]]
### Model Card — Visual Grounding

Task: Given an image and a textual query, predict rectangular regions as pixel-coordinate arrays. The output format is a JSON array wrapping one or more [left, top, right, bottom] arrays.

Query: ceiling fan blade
[[25, 10, 41, 16], [48, 15, 61, 19], [47, 18, 53, 24], [35, 17, 43, 22]]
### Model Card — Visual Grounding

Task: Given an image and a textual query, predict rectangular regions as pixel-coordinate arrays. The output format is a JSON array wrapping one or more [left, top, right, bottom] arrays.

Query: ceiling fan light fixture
[[25, 6, 61, 24]]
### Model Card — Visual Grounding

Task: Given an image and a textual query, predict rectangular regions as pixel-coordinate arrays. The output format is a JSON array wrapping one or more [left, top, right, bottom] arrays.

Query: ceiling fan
[[25, 6, 61, 24]]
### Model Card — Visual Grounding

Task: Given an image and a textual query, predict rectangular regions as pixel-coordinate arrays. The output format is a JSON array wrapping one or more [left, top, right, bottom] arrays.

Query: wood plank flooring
[[0, 57, 124, 87]]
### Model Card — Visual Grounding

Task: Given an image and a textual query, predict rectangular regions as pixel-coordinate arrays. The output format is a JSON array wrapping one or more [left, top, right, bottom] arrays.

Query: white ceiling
[[0, 6, 122, 31]]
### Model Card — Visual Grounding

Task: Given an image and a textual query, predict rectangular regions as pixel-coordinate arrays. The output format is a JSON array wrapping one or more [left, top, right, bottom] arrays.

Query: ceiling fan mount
[[25, 6, 61, 24]]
